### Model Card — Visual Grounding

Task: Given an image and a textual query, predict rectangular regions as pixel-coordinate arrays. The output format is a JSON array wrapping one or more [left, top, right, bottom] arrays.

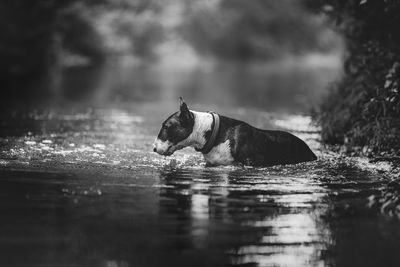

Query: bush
[[315, 0, 400, 154], [0, 0, 105, 84]]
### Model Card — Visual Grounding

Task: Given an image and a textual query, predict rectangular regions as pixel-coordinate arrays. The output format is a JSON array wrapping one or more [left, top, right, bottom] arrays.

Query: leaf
[[385, 80, 392, 89], [360, 0, 367, 5]]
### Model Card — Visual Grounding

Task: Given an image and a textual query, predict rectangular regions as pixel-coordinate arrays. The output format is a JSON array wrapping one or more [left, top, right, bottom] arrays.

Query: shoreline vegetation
[[310, 0, 400, 218], [312, 0, 400, 160]]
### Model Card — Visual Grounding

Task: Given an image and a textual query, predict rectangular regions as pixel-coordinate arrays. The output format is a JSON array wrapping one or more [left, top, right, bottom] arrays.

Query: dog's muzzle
[[153, 139, 175, 156]]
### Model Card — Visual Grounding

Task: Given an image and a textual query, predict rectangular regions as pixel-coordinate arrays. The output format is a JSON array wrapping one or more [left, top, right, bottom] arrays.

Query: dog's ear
[[179, 97, 193, 125], [179, 97, 185, 107]]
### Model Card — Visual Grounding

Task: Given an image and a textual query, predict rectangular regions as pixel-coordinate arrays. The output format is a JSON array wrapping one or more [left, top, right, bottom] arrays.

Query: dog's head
[[153, 97, 195, 156]]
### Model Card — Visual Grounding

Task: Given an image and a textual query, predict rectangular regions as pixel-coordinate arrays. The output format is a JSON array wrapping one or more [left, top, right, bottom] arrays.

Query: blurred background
[[0, 0, 344, 113]]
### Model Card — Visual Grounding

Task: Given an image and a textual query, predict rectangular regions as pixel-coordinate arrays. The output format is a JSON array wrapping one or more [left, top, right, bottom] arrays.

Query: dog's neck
[[177, 110, 213, 150]]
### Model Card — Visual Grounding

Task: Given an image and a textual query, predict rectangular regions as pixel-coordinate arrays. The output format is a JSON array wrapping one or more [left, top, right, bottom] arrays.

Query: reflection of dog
[[153, 98, 317, 166]]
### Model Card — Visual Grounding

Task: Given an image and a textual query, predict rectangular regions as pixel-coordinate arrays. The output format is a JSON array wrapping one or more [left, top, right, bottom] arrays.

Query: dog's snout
[[153, 138, 173, 156]]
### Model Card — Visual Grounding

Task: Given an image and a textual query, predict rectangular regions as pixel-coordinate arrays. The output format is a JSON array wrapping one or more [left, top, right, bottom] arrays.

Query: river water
[[1, 62, 399, 267]]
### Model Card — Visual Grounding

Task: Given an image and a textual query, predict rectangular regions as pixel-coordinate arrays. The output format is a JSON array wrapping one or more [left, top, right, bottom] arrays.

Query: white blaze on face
[[153, 138, 173, 155]]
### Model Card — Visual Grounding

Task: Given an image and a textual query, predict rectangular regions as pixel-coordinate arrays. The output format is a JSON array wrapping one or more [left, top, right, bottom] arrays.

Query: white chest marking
[[203, 140, 234, 165]]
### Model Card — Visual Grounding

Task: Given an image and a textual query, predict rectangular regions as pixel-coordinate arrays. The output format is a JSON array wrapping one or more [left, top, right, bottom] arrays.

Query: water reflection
[[158, 166, 330, 267]]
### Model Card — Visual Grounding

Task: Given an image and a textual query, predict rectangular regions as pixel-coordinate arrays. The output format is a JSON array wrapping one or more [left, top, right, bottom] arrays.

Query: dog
[[153, 98, 317, 166]]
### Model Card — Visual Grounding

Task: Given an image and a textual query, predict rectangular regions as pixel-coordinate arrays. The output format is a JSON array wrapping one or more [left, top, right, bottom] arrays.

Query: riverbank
[[313, 1, 400, 219], [314, 1, 400, 158]]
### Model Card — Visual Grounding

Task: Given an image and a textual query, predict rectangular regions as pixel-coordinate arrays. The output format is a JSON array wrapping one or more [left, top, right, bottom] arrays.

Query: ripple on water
[[1, 107, 400, 267]]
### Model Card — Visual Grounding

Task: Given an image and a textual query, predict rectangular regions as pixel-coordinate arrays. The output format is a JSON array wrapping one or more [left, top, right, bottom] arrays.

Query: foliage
[[314, 0, 400, 154], [93, 0, 163, 59], [0, 0, 164, 87], [181, 0, 340, 61], [0, 0, 105, 84]]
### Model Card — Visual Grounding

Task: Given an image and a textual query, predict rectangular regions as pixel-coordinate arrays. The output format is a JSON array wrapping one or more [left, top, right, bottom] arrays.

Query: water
[[1, 62, 400, 267]]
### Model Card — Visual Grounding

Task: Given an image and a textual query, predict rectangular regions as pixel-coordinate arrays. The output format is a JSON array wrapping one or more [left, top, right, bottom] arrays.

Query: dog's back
[[216, 116, 317, 166]]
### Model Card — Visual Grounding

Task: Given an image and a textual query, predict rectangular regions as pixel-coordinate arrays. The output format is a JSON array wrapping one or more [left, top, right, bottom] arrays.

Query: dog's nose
[[153, 147, 157, 152]]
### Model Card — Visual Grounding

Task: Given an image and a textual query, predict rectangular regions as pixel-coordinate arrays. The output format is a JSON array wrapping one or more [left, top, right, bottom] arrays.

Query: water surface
[[1, 63, 399, 267]]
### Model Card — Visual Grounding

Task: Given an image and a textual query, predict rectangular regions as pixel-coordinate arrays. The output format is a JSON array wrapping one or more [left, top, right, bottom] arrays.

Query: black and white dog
[[153, 98, 317, 166]]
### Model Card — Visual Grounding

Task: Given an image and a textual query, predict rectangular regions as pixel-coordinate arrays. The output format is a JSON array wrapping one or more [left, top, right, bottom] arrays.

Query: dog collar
[[198, 112, 220, 154]]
